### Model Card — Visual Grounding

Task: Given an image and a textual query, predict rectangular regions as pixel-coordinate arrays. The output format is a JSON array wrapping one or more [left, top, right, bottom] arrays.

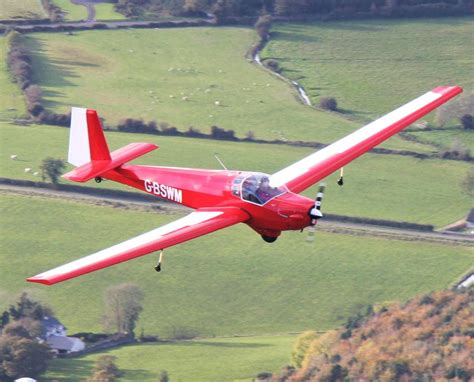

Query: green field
[[0, 38, 27, 120], [1, 194, 473, 336], [45, 336, 295, 381], [0, 0, 48, 21], [1, 121, 472, 226], [261, 19, 474, 150], [22, 27, 431, 152], [50, 0, 126, 21]]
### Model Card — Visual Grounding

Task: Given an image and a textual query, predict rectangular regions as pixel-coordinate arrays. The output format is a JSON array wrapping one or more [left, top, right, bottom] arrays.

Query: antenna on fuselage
[[214, 153, 228, 170]]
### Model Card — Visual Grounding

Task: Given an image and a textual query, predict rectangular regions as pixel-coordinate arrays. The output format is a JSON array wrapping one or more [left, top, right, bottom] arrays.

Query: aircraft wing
[[270, 86, 462, 193], [27, 207, 249, 285]]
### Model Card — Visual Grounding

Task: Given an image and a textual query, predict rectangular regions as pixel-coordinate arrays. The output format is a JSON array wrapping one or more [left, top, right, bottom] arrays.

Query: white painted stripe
[[68, 107, 90, 167], [270, 91, 441, 187], [33, 211, 222, 280]]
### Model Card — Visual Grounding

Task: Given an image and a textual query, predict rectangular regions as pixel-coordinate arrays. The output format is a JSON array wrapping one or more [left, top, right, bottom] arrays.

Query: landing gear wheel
[[262, 235, 278, 243], [154, 250, 163, 272]]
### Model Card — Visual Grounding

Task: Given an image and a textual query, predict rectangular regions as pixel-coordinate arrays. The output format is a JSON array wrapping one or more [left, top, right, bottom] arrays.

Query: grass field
[[0, 0, 48, 21], [21, 27, 430, 152], [45, 336, 296, 381], [1, 194, 473, 337], [261, 18, 474, 150], [1, 121, 472, 226], [51, 0, 126, 22], [0, 38, 27, 120]]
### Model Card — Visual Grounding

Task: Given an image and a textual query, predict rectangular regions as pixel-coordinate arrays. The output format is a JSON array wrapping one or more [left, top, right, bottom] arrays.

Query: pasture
[[1, 121, 472, 226], [45, 335, 296, 381], [1, 194, 473, 336], [22, 27, 429, 152], [261, 18, 474, 149], [0, 0, 47, 21], [50, 0, 126, 21]]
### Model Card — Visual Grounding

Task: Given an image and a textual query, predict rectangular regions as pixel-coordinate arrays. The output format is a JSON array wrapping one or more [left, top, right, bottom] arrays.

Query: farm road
[[71, 0, 96, 22], [2, 183, 473, 246]]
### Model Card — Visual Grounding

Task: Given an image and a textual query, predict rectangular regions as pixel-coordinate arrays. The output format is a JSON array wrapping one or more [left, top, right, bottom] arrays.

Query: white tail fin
[[68, 107, 111, 167]]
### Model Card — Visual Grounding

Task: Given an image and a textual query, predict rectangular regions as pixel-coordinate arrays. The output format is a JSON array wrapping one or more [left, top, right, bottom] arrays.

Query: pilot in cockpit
[[256, 176, 274, 203], [242, 177, 259, 203]]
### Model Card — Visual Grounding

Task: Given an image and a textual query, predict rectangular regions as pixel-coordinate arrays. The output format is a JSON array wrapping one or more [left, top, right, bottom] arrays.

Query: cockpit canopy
[[232, 173, 287, 205]]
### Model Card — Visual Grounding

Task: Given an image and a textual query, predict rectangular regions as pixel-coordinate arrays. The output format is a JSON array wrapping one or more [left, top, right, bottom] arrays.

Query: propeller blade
[[306, 183, 326, 242]]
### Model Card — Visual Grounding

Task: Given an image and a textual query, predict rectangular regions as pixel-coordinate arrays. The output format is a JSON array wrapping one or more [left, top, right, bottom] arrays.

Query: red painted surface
[[27, 87, 462, 285], [86, 109, 111, 161]]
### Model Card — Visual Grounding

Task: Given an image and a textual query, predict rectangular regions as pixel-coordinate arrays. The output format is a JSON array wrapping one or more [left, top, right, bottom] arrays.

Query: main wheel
[[261, 235, 278, 243]]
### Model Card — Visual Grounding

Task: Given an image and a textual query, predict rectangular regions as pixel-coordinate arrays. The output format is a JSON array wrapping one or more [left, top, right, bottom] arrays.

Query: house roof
[[46, 335, 83, 351], [40, 316, 66, 338]]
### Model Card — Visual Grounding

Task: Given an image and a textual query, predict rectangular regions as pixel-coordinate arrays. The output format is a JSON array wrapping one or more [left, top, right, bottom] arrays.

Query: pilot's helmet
[[260, 176, 270, 185], [244, 177, 258, 188]]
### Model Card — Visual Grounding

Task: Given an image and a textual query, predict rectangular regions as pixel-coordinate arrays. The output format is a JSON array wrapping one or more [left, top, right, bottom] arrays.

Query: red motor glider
[[28, 86, 462, 285]]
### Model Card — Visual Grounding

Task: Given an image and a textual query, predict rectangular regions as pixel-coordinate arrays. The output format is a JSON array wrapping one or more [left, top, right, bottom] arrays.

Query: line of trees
[[6, 31, 71, 126], [113, 0, 473, 19]]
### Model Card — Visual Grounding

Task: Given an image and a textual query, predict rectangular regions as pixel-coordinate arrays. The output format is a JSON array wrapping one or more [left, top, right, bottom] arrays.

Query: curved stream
[[254, 52, 312, 106]]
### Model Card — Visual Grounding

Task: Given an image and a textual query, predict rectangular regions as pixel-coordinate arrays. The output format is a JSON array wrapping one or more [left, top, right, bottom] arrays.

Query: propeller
[[306, 183, 326, 242]]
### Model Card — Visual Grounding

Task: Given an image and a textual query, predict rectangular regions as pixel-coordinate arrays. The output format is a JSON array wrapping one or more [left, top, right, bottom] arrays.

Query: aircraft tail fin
[[64, 108, 158, 182], [68, 107, 111, 166]]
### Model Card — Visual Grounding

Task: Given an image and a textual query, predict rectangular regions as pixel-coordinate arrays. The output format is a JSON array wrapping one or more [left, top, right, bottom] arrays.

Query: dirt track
[[2, 183, 473, 246]]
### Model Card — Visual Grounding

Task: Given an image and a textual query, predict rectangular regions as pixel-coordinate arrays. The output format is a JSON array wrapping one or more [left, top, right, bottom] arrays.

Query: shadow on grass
[[25, 37, 80, 88], [336, 107, 372, 120], [271, 30, 318, 43], [47, 358, 95, 381], [121, 368, 155, 380]]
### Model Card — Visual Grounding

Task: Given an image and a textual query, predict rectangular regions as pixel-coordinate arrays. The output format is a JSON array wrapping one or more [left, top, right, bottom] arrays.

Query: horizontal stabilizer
[[63, 142, 158, 182]]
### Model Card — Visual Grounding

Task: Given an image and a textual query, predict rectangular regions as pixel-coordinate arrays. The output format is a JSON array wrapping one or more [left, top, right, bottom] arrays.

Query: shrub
[[168, 326, 199, 340], [40, 157, 66, 184], [460, 114, 473, 130], [185, 126, 205, 137], [38, 111, 70, 126], [439, 139, 471, 160], [72, 332, 109, 343], [291, 331, 318, 368], [255, 15, 272, 40], [24, 85, 42, 104], [87, 355, 122, 382], [263, 59, 280, 73], [211, 125, 236, 140], [117, 118, 158, 134], [320, 97, 338, 111]]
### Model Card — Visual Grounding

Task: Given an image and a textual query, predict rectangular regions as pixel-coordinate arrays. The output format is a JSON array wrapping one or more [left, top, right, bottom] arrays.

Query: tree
[[102, 283, 144, 337], [291, 331, 318, 368], [87, 355, 121, 382], [183, 0, 207, 14], [40, 157, 66, 184], [255, 14, 272, 40], [3, 319, 42, 339], [6, 292, 53, 322], [0, 335, 50, 381], [320, 97, 338, 111], [460, 114, 473, 130]]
